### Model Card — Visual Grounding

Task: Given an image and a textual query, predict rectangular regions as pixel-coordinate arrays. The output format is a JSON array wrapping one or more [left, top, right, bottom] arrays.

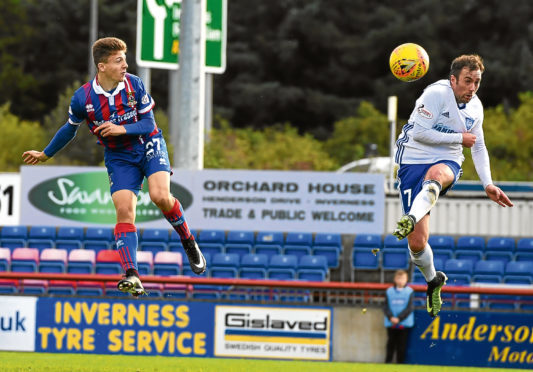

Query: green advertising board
[[136, 0, 226, 73]]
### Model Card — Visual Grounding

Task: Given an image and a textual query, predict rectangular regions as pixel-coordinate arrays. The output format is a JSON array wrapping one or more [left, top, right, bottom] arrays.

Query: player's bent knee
[[149, 191, 172, 209], [408, 235, 427, 252]]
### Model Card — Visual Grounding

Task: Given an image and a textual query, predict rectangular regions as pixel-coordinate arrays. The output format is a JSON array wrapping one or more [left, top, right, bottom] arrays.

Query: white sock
[[408, 180, 442, 222], [410, 243, 437, 282]]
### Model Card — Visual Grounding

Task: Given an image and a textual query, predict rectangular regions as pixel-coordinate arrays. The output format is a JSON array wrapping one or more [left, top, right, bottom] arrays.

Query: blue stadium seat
[[353, 234, 382, 248], [85, 227, 114, 241], [299, 255, 328, 273], [55, 227, 83, 251], [199, 243, 225, 257], [104, 282, 129, 297], [27, 226, 55, 250], [515, 252, 533, 262], [225, 244, 252, 258], [352, 247, 379, 269], [239, 267, 266, 279], [267, 254, 297, 280], [503, 275, 532, 285], [211, 266, 239, 279], [191, 285, 221, 300], [143, 283, 163, 298], [212, 253, 240, 269], [141, 228, 170, 243], [484, 251, 513, 265], [446, 273, 471, 286], [482, 294, 518, 310], [444, 259, 473, 275], [428, 235, 455, 250], [283, 245, 311, 260], [314, 233, 342, 248], [517, 238, 533, 253], [504, 261, 533, 282], [297, 269, 326, 281], [383, 234, 408, 248], [256, 231, 284, 246], [312, 246, 340, 268], [137, 251, 154, 276], [226, 230, 255, 245], [454, 250, 483, 265], [84, 227, 114, 252], [76, 282, 104, 296], [240, 253, 268, 269], [285, 232, 313, 246], [486, 237, 515, 252], [519, 296, 533, 311], [472, 260, 504, 283], [139, 242, 167, 255], [0, 226, 28, 249], [168, 242, 183, 252], [456, 236, 485, 251], [381, 248, 410, 270], [432, 248, 453, 263], [198, 229, 226, 244], [48, 281, 76, 296], [434, 258, 444, 272], [254, 244, 282, 258]]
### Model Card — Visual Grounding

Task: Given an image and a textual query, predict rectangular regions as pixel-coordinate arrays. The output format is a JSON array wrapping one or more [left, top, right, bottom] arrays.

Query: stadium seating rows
[[1, 226, 533, 287]]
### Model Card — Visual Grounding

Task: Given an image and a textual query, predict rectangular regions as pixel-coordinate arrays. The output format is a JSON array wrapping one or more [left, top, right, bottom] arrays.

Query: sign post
[[136, 0, 226, 73]]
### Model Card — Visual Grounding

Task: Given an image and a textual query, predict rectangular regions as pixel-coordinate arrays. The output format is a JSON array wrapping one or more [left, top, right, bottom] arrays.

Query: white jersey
[[395, 79, 484, 166]]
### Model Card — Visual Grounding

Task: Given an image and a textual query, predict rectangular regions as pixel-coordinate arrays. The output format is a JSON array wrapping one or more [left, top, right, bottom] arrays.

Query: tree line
[[1, 0, 532, 181]]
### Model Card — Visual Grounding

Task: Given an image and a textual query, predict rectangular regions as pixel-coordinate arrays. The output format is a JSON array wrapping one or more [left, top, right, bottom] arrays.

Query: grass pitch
[[0, 352, 525, 372]]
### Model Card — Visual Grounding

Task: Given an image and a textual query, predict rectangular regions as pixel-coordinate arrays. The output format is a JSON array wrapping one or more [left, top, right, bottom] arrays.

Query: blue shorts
[[104, 134, 172, 195], [397, 160, 462, 214]]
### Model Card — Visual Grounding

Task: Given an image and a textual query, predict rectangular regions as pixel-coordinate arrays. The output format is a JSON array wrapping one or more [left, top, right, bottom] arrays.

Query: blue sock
[[114, 223, 138, 274]]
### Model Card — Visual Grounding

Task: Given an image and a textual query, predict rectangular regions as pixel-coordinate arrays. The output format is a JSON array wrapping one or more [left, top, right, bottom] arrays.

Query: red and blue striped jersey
[[68, 73, 159, 151]]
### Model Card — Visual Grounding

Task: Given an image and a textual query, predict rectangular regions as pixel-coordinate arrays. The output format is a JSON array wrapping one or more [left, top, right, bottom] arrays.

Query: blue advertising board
[[35, 297, 215, 357], [407, 310, 533, 369]]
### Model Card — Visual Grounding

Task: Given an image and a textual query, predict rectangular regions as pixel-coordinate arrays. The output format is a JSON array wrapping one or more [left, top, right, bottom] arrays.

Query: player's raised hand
[[461, 133, 477, 148], [485, 184, 514, 207], [93, 122, 126, 137], [22, 150, 49, 165]]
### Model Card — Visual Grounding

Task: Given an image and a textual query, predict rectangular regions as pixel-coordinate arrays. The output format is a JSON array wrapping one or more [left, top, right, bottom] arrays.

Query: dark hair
[[394, 269, 408, 278], [450, 54, 484, 80], [92, 37, 127, 67]]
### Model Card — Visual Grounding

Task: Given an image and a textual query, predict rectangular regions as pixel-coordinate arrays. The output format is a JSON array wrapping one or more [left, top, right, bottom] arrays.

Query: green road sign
[[136, 0, 226, 73]]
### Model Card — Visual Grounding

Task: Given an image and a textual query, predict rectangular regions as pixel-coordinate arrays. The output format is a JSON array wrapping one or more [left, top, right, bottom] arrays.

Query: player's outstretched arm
[[22, 150, 49, 165], [485, 184, 513, 207]]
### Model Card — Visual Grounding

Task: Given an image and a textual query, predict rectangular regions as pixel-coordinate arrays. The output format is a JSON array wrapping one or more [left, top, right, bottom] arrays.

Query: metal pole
[[88, 0, 98, 78], [169, 69, 180, 162], [175, 0, 205, 169], [388, 96, 398, 193], [138, 67, 151, 93], [205, 73, 213, 142]]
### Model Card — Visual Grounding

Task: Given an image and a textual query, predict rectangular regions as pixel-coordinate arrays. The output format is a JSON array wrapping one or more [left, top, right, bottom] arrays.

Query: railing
[[1, 272, 532, 310]]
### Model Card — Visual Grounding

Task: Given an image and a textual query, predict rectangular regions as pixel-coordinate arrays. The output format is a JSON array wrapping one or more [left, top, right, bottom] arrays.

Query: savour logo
[[28, 171, 192, 223]]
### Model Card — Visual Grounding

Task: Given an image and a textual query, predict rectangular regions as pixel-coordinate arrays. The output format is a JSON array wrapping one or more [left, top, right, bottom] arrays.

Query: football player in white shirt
[[393, 54, 513, 317]]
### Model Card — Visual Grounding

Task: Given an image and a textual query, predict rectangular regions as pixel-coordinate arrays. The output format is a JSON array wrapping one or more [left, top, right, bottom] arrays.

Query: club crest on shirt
[[417, 104, 433, 119], [465, 117, 475, 130], [127, 92, 137, 108], [86, 104, 95, 112]]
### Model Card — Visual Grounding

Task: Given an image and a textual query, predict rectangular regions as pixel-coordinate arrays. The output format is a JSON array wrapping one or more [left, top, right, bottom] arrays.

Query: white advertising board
[[0, 296, 37, 351], [20, 166, 384, 234]]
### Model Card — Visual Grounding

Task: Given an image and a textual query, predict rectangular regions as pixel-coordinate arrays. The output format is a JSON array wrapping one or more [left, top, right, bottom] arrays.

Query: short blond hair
[[92, 37, 127, 67]]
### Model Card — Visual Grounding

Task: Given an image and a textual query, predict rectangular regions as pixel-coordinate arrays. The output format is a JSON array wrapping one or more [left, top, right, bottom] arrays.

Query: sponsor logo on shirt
[[417, 104, 433, 119], [465, 117, 475, 130], [432, 123, 455, 134], [86, 104, 95, 112], [93, 110, 138, 125]]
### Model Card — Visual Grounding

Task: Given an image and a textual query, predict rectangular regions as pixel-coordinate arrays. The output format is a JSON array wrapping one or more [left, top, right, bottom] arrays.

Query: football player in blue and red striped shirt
[[22, 37, 206, 296]]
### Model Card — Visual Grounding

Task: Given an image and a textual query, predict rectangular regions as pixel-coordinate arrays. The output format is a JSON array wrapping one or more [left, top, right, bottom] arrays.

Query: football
[[389, 43, 430, 82]]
